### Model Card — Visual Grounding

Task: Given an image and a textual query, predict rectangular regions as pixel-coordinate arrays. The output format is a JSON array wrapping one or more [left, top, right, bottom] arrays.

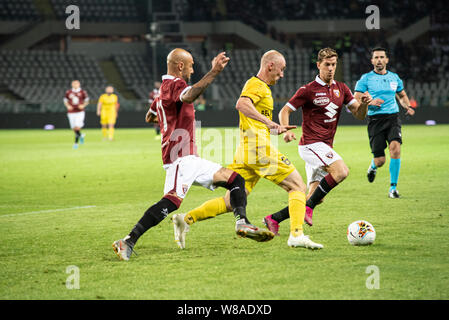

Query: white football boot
[[172, 213, 190, 249], [112, 238, 137, 261], [287, 233, 323, 250]]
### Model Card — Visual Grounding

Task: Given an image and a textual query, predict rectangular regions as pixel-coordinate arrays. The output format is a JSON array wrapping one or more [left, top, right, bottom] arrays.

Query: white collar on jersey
[[315, 75, 336, 86], [162, 75, 176, 80], [71, 87, 82, 92]]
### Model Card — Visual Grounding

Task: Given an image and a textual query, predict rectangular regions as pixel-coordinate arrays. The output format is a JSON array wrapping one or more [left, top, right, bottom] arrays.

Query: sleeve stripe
[[346, 98, 357, 107], [240, 95, 254, 104], [286, 102, 297, 111], [149, 109, 157, 115], [179, 86, 192, 102]]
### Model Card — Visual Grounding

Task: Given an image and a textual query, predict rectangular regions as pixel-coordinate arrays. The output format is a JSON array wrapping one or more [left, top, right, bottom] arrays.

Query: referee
[[354, 47, 415, 198]]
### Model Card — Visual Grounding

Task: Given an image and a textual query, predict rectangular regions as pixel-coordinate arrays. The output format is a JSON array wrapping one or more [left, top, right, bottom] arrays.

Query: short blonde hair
[[317, 48, 338, 62]]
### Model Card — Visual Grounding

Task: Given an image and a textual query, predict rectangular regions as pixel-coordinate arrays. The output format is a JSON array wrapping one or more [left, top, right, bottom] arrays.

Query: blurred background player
[[112, 49, 272, 261], [97, 85, 120, 141], [354, 47, 415, 199], [263, 48, 381, 231], [173, 50, 323, 250], [63, 80, 89, 149], [149, 81, 161, 139]]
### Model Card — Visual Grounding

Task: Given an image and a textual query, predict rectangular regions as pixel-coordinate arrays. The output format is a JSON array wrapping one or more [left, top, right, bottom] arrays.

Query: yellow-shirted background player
[[172, 50, 323, 250], [97, 86, 119, 141]]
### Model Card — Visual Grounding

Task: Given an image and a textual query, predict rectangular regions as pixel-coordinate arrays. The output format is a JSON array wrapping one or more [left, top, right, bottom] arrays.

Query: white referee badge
[[390, 81, 398, 91]]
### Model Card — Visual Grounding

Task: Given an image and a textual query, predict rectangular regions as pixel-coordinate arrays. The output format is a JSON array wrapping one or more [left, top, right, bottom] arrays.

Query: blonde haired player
[[262, 48, 382, 231], [97, 86, 119, 141], [172, 50, 323, 250]]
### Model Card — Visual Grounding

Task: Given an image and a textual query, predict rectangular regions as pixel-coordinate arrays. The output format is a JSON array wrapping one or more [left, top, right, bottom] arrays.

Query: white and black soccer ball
[[347, 220, 376, 246]]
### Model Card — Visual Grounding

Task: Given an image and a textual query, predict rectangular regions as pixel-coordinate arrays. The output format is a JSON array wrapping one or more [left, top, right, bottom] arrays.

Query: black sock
[[271, 206, 290, 223], [127, 198, 178, 245], [74, 130, 81, 143], [224, 172, 249, 223], [306, 174, 338, 209]]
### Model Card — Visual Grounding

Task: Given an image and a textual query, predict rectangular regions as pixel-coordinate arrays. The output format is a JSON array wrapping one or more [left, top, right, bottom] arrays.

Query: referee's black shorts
[[367, 113, 402, 158]]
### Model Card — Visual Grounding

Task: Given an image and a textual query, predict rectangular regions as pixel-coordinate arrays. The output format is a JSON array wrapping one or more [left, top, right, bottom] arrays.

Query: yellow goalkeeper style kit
[[99, 93, 118, 125]]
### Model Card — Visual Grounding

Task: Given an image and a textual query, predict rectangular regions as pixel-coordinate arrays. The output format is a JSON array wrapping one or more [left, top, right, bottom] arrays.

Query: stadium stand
[[50, 0, 143, 23], [0, 0, 40, 21], [112, 53, 154, 100], [0, 0, 447, 118]]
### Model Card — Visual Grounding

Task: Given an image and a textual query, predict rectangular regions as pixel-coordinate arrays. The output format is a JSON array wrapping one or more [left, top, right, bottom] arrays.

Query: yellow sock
[[108, 127, 114, 140], [289, 190, 306, 237], [102, 127, 107, 138], [184, 197, 228, 225]]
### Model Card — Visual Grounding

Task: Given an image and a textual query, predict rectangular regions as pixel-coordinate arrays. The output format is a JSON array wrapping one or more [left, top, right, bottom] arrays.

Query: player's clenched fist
[[211, 52, 230, 73]]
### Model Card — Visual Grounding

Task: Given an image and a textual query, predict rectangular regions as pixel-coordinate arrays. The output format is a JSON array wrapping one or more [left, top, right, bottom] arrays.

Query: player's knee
[[334, 166, 349, 182]]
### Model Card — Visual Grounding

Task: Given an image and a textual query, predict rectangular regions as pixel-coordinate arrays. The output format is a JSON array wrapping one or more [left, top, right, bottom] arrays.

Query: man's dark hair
[[371, 47, 388, 57]]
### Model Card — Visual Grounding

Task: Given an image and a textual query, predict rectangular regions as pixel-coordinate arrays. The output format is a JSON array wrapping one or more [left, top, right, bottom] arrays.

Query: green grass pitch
[[1, 124, 448, 300]]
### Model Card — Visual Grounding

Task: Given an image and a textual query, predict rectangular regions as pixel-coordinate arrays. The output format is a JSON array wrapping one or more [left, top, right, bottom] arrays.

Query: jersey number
[[280, 156, 291, 166], [156, 99, 168, 132]]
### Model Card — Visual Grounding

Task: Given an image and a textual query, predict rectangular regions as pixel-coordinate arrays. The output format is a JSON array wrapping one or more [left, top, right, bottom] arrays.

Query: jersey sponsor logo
[[315, 92, 327, 96], [333, 89, 340, 97], [390, 81, 398, 91], [313, 97, 330, 106], [324, 102, 339, 119]]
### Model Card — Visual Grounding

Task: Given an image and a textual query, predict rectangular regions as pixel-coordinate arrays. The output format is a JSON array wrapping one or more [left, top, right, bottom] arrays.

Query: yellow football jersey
[[239, 76, 273, 145], [99, 93, 118, 111]]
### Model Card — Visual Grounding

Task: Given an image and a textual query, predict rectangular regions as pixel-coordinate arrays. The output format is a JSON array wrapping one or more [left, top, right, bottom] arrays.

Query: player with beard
[[172, 50, 324, 250], [262, 48, 383, 232], [112, 49, 273, 261]]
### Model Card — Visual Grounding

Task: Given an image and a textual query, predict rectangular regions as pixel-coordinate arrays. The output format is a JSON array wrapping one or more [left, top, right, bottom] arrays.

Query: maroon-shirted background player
[[263, 48, 383, 231], [112, 48, 273, 261], [63, 80, 89, 149]]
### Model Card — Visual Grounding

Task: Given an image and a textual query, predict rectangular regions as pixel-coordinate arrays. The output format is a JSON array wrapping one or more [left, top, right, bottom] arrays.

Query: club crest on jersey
[[333, 89, 340, 97], [326, 152, 334, 159], [313, 97, 330, 106], [182, 184, 189, 195]]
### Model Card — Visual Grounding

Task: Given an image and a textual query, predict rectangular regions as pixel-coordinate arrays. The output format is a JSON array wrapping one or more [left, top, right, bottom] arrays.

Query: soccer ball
[[347, 220, 376, 246]]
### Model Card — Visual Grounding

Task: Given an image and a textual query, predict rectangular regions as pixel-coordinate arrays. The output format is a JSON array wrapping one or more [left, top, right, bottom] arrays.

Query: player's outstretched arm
[[181, 52, 230, 104], [279, 105, 296, 142], [352, 92, 383, 120], [236, 97, 295, 135]]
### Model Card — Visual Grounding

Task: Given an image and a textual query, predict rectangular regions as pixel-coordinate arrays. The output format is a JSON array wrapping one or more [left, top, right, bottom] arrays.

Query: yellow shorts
[[100, 109, 117, 125], [227, 145, 295, 193]]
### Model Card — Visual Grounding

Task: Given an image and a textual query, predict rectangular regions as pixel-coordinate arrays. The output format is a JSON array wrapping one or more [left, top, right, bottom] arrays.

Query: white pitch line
[[0, 205, 97, 218]]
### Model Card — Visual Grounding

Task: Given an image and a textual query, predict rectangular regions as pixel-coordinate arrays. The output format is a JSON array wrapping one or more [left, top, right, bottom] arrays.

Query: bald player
[[172, 50, 324, 250], [112, 49, 275, 261]]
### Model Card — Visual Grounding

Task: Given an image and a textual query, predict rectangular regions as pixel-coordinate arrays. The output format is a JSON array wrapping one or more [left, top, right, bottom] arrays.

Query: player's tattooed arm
[[181, 52, 230, 104]]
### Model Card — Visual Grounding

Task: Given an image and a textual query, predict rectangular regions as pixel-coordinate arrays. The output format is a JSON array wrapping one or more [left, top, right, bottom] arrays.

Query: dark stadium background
[[0, 0, 447, 128]]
